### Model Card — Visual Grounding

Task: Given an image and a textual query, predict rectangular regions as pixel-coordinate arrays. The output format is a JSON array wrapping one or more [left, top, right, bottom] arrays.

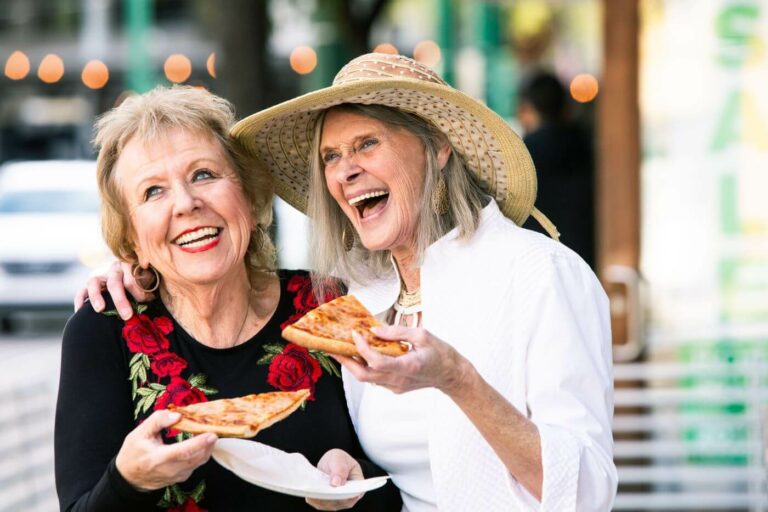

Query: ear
[[437, 142, 451, 170]]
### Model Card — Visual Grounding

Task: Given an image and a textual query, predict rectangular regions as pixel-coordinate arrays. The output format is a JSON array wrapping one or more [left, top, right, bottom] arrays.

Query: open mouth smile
[[172, 226, 222, 253], [348, 190, 390, 220]]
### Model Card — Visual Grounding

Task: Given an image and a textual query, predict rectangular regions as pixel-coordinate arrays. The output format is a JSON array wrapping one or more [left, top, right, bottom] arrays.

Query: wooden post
[[598, 0, 641, 356]]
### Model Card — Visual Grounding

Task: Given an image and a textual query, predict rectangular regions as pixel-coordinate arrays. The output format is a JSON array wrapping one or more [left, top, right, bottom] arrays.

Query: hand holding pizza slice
[[281, 295, 410, 358]]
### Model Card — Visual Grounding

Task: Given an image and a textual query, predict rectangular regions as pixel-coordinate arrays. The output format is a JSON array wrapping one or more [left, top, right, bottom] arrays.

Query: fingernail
[[331, 475, 342, 486], [370, 326, 381, 334], [93, 300, 103, 312], [119, 308, 132, 319], [205, 433, 218, 443], [167, 412, 180, 422]]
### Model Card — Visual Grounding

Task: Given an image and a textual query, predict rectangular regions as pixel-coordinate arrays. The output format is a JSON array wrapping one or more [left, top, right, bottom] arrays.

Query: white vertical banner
[[641, 0, 768, 340]]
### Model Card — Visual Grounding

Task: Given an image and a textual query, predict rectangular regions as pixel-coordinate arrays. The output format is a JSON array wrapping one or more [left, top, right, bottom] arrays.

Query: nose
[[172, 182, 201, 216], [332, 153, 363, 184]]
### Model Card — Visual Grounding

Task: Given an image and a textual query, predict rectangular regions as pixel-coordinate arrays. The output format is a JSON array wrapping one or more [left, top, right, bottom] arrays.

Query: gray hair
[[308, 104, 486, 294], [93, 85, 276, 288]]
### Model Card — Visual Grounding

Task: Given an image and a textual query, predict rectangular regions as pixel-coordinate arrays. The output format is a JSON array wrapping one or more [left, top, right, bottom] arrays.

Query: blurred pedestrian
[[518, 72, 596, 269]]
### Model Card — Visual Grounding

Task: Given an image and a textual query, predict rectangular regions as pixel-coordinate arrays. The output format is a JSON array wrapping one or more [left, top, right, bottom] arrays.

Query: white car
[[0, 161, 113, 326]]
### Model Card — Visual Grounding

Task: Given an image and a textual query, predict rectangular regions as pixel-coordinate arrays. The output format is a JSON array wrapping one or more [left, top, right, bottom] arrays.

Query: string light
[[38, 54, 65, 84], [5, 51, 30, 80], [289, 46, 317, 75], [570, 74, 599, 103], [164, 54, 192, 83], [82, 60, 109, 89]]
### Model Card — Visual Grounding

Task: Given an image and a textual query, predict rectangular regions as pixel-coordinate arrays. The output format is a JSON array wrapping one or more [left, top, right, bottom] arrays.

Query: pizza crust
[[282, 324, 410, 357]]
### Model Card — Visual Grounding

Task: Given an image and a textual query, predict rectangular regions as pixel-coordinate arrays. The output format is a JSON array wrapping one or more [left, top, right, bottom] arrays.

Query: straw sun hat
[[231, 52, 558, 237]]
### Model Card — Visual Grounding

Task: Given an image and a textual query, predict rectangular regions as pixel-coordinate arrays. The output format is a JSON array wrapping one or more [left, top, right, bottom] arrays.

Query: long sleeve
[[513, 250, 617, 510], [54, 303, 161, 511]]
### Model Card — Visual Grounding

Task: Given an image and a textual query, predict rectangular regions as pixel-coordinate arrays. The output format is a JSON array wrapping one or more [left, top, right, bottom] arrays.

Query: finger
[[306, 497, 361, 510], [140, 410, 182, 436], [85, 277, 106, 312], [163, 433, 218, 463], [74, 286, 89, 311], [370, 324, 414, 340], [352, 331, 392, 371], [332, 353, 370, 380], [106, 267, 134, 320]]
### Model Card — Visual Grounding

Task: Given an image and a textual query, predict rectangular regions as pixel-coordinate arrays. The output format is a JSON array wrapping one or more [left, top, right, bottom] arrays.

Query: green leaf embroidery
[[310, 351, 341, 378], [141, 394, 156, 414], [129, 352, 143, 366], [190, 480, 206, 502], [256, 353, 275, 365], [188, 373, 206, 387], [137, 365, 147, 384], [102, 309, 120, 317], [148, 383, 166, 392], [263, 343, 284, 355], [134, 396, 146, 419], [136, 304, 148, 314], [142, 354, 150, 367], [196, 385, 218, 396], [136, 387, 154, 397], [131, 379, 138, 400], [171, 484, 185, 505]]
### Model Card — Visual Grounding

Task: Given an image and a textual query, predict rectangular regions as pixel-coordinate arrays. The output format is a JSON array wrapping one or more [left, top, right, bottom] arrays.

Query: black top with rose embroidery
[[55, 269, 401, 512]]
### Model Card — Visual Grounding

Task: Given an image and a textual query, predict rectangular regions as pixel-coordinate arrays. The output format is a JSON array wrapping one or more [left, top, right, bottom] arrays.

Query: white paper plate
[[212, 438, 389, 500]]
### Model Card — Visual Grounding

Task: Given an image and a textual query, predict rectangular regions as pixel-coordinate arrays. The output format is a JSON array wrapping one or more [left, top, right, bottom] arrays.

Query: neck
[[160, 264, 256, 349], [392, 247, 420, 292]]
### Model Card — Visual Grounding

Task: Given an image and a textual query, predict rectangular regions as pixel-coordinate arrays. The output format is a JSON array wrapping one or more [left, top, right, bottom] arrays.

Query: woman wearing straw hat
[[82, 53, 616, 511]]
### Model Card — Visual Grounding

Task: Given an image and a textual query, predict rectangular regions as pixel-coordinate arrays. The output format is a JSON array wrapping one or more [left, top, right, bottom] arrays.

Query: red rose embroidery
[[122, 314, 172, 355], [151, 352, 188, 378], [280, 275, 341, 329], [267, 344, 322, 399], [155, 376, 207, 410], [168, 497, 207, 512]]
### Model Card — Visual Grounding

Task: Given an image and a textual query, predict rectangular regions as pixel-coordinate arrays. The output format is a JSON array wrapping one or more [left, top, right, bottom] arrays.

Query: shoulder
[[63, 295, 124, 344], [469, 213, 604, 298]]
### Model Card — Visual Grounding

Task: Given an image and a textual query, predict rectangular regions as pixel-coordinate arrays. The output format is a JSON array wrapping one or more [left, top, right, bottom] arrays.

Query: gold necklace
[[397, 286, 422, 308]]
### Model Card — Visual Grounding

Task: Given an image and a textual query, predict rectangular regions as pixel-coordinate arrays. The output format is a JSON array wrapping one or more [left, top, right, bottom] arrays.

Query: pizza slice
[[168, 389, 310, 438], [281, 294, 410, 357]]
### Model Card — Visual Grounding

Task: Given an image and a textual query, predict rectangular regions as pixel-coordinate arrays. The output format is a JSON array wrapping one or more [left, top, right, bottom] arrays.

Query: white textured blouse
[[343, 200, 617, 511]]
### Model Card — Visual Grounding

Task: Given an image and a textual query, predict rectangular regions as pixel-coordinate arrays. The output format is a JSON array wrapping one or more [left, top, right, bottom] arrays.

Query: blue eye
[[360, 138, 378, 150], [144, 186, 161, 201], [323, 152, 339, 164], [193, 168, 214, 181]]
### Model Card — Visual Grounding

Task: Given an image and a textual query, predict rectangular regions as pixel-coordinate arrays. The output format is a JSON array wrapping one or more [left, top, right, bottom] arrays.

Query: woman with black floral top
[[55, 86, 400, 512]]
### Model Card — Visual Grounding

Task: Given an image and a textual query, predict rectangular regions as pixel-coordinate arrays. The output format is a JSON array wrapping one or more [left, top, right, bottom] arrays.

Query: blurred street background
[[1, 0, 767, 510]]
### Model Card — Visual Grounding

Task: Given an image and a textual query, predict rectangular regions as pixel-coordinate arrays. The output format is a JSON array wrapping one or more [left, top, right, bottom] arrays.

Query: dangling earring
[[431, 172, 449, 215], [132, 263, 160, 293], [341, 222, 355, 252]]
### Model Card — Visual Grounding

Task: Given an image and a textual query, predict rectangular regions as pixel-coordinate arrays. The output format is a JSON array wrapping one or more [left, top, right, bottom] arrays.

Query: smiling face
[[115, 129, 254, 288], [320, 110, 431, 257]]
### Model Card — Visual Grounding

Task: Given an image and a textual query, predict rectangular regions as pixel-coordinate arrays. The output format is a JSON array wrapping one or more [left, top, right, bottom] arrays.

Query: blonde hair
[[308, 104, 486, 293], [93, 86, 276, 286]]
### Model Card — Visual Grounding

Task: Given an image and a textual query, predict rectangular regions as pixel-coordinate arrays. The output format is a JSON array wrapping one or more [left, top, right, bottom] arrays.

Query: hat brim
[[231, 77, 536, 225]]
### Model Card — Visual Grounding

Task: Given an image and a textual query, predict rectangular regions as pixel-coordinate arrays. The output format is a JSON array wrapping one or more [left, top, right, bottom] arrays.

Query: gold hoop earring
[[341, 223, 355, 252], [431, 172, 449, 215], [132, 264, 160, 293]]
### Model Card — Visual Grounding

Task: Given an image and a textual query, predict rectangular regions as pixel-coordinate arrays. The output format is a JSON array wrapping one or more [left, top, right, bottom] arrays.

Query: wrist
[[440, 353, 478, 400]]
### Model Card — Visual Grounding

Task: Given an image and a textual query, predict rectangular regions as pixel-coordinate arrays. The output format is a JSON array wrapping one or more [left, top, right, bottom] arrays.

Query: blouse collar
[[348, 199, 504, 316]]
